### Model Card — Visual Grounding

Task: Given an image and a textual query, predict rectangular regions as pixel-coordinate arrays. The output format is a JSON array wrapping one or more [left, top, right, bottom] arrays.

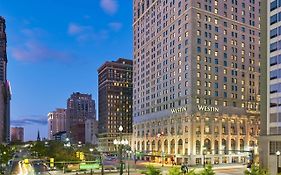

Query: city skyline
[[0, 0, 133, 141]]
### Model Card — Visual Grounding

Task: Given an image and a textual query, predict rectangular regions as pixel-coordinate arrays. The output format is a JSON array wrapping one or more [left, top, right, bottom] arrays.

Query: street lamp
[[126, 150, 132, 175], [89, 148, 94, 175], [113, 125, 129, 175], [276, 151, 280, 173]]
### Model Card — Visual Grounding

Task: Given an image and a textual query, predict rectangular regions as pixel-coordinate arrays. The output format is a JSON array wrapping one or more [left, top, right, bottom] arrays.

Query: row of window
[[269, 141, 281, 155], [270, 112, 281, 123], [270, 12, 281, 25], [270, 54, 281, 66], [270, 82, 281, 94], [270, 40, 281, 53], [270, 0, 281, 12], [270, 97, 281, 107], [270, 68, 281, 80], [270, 126, 281, 135], [270, 26, 281, 39]]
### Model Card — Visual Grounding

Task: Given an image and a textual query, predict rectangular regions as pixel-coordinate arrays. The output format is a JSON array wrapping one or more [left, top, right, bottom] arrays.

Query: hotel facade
[[260, 0, 281, 174], [132, 0, 260, 166]]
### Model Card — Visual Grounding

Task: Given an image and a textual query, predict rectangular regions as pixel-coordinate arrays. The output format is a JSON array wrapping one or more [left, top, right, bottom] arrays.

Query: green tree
[[244, 165, 269, 175], [199, 164, 215, 175], [141, 165, 161, 175], [168, 167, 181, 175]]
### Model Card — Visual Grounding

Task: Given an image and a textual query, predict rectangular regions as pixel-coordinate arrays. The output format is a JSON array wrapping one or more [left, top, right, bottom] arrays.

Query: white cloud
[[100, 0, 118, 14], [109, 22, 122, 31]]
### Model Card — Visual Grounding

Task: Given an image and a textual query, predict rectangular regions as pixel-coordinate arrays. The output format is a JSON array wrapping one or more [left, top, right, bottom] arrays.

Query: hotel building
[[0, 16, 11, 144], [98, 58, 133, 151], [260, 0, 281, 174], [132, 0, 260, 165]]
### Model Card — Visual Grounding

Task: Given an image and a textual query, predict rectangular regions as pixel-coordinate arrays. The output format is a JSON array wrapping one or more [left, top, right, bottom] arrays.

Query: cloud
[[11, 28, 76, 63], [68, 23, 92, 35], [100, 0, 118, 14], [109, 22, 122, 31], [68, 23, 108, 42], [11, 40, 75, 62], [11, 115, 47, 126]]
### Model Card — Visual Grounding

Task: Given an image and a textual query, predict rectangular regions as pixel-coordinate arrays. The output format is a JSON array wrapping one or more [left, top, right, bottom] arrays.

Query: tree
[[141, 165, 161, 175], [168, 167, 181, 175], [244, 165, 269, 175], [200, 164, 215, 175]]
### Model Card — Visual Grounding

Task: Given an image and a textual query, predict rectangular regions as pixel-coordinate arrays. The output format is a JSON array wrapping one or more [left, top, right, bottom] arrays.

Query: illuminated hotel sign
[[171, 105, 219, 114], [171, 106, 187, 114], [197, 105, 219, 112]]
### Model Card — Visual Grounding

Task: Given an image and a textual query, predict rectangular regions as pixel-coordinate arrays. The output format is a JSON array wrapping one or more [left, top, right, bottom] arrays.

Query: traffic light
[[76, 152, 80, 158], [50, 158, 54, 168], [79, 152, 84, 160]]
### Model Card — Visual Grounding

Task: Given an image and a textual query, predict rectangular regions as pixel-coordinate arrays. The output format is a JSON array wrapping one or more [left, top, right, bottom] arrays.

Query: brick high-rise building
[[260, 0, 281, 174], [48, 108, 67, 140], [0, 16, 11, 144], [66, 92, 96, 143], [132, 0, 260, 165], [98, 58, 133, 151], [10, 127, 24, 142]]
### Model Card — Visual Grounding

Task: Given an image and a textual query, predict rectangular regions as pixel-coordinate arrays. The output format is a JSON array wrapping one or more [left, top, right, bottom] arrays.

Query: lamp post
[[276, 151, 280, 173], [126, 150, 132, 175], [113, 126, 129, 175], [89, 148, 94, 175]]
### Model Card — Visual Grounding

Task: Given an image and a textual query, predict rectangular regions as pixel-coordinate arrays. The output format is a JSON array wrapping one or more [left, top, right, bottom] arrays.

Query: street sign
[[79, 163, 100, 170]]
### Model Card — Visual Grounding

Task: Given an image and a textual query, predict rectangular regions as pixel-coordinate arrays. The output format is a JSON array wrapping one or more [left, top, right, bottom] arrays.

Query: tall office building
[[66, 92, 96, 143], [98, 58, 133, 151], [10, 127, 24, 142], [132, 0, 260, 165], [0, 16, 11, 144], [48, 108, 67, 140], [260, 1, 281, 174]]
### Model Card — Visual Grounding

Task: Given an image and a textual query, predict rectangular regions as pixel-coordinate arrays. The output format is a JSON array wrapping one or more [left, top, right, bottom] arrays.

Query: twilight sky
[[0, 0, 133, 141]]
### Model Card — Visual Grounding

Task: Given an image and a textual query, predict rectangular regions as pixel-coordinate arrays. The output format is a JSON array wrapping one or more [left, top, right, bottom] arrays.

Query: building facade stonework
[[132, 0, 260, 166]]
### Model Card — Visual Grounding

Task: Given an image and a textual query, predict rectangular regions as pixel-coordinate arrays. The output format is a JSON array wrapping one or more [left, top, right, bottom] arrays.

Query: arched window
[[231, 139, 236, 152], [171, 139, 175, 154], [157, 140, 162, 152], [152, 140, 156, 151], [222, 139, 227, 154], [240, 139, 244, 151], [204, 138, 211, 151], [164, 140, 168, 153], [214, 140, 219, 154], [178, 139, 183, 154]]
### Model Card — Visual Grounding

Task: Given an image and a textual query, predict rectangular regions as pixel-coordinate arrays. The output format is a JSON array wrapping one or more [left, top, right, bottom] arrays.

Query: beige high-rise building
[[48, 108, 67, 140], [260, 0, 281, 174], [132, 0, 260, 166]]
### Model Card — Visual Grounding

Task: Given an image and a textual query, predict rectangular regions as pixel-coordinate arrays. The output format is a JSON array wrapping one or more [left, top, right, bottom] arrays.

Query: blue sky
[[0, 0, 133, 141]]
